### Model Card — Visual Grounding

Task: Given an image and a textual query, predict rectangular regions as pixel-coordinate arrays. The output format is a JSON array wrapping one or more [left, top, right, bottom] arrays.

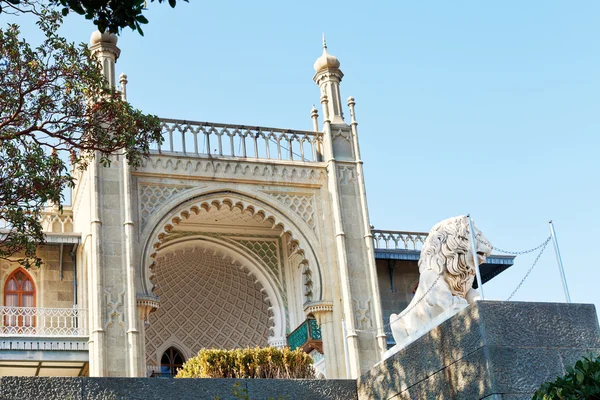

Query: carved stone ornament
[[136, 294, 160, 326], [104, 287, 126, 329], [390, 215, 492, 344], [337, 165, 356, 185], [303, 301, 333, 326]]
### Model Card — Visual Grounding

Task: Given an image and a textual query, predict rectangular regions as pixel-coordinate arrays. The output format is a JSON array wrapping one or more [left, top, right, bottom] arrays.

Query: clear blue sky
[[6, 2, 599, 311]]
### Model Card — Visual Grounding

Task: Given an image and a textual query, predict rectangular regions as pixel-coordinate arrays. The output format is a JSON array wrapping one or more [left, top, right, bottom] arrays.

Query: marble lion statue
[[390, 215, 492, 344]]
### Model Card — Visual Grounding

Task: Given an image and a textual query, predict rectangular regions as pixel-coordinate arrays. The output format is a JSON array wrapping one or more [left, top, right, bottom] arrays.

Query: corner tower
[[313, 39, 387, 377], [71, 32, 144, 377]]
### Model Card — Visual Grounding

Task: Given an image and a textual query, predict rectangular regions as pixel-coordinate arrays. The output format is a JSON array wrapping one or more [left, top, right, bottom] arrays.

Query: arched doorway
[[141, 193, 324, 369]]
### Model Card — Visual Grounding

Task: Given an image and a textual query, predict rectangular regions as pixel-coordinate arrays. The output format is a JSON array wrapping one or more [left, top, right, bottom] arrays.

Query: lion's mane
[[418, 216, 475, 298]]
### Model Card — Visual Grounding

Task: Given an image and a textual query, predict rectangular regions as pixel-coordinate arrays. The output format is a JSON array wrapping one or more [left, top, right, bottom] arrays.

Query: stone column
[[314, 43, 385, 376], [86, 32, 144, 376]]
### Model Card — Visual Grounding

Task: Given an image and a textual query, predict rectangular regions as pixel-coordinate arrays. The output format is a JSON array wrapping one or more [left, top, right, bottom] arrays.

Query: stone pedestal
[[358, 301, 600, 400]]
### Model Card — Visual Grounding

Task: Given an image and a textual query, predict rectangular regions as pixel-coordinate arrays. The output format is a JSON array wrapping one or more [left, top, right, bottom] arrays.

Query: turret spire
[[89, 31, 120, 89], [313, 37, 344, 124]]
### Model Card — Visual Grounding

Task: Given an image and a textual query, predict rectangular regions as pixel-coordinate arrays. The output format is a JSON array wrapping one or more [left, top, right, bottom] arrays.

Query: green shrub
[[532, 354, 600, 400], [176, 347, 315, 379]]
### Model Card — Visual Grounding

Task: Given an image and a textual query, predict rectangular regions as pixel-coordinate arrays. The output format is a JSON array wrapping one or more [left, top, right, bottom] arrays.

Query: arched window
[[160, 347, 185, 377], [4, 268, 36, 329]]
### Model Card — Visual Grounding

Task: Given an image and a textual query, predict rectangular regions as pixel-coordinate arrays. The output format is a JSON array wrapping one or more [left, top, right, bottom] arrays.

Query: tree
[[0, 3, 163, 267], [1, 0, 188, 35]]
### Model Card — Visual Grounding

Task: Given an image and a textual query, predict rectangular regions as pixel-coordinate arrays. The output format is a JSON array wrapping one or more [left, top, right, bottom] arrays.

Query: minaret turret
[[89, 31, 120, 88], [313, 36, 345, 125]]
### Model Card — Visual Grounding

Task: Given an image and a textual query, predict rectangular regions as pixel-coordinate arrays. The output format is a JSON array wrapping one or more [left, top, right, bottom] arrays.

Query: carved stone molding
[[139, 157, 327, 187], [136, 294, 160, 326], [304, 300, 333, 326], [337, 165, 356, 185], [332, 128, 352, 143], [303, 301, 333, 315]]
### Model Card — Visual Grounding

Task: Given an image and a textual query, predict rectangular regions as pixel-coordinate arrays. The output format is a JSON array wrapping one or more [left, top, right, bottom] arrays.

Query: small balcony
[[287, 318, 323, 353], [0, 307, 88, 376], [0, 306, 86, 337]]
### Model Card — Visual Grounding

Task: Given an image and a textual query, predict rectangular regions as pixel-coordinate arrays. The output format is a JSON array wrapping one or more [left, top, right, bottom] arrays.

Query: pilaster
[[314, 43, 385, 376], [85, 32, 144, 376]]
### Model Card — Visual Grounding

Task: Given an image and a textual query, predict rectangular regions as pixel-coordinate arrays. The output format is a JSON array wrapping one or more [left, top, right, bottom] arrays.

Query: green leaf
[[135, 15, 148, 24], [576, 371, 584, 383], [61, 7, 69, 16], [135, 22, 144, 36], [168, 0, 176, 7]]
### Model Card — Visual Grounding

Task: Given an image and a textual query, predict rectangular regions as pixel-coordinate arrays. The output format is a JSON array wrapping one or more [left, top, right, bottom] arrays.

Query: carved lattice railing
[[0, 207, 74, 234], [371, 230, 428, 251], [287, 318, 322, 353], [0, 307, 87, 336], [40, 207, 74, 233], [153, 119, 324, 162]]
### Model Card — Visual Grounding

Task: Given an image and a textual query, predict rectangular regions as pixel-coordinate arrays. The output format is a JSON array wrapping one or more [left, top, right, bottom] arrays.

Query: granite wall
[[0, 377, 357, 400], [358, 301, 600, 400]]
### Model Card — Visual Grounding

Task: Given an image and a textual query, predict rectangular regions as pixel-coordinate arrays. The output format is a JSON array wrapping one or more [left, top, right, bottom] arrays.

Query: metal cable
[[477, 235, 551, 255], [505, 236, 552, 301]]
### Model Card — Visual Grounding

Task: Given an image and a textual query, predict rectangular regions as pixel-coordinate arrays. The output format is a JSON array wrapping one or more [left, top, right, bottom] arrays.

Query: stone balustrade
[[371, 230, 428, 251], [154, 119, 324, 162], [40, 207, 74, 233], [0, 306, 86, 337], [0, 207, 74, 234]]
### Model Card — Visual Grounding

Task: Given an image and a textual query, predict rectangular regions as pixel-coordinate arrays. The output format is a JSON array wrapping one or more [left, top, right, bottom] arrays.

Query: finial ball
[[90, 30, 118, 47]]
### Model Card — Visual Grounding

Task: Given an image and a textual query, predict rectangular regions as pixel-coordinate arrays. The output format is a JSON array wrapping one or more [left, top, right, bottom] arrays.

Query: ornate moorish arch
[[139, 190, 324, 310], [153, 235, 285, 342], [143, 236, 288, 365]]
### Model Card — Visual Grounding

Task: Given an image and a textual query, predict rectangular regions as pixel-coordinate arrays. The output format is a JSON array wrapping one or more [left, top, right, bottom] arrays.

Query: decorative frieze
[[139, 157, 326, 187]]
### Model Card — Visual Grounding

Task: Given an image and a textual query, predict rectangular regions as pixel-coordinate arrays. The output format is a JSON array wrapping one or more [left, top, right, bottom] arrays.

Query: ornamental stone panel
[[145, 248, 273, 365]]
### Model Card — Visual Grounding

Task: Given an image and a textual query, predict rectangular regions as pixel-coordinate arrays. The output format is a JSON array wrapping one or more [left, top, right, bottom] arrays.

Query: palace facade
[[0, 32, 512, 378]]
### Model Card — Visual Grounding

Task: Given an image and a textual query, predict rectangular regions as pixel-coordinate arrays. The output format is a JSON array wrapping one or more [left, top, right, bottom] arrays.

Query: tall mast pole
[[549, 221, 571, 303]]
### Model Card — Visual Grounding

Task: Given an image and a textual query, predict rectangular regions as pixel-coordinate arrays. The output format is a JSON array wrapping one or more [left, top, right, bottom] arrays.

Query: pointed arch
[[4, 267, 36, 308], [4, 268, 36, 329], [139, 190, 324, 308], [160, 346, 185, 377]]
